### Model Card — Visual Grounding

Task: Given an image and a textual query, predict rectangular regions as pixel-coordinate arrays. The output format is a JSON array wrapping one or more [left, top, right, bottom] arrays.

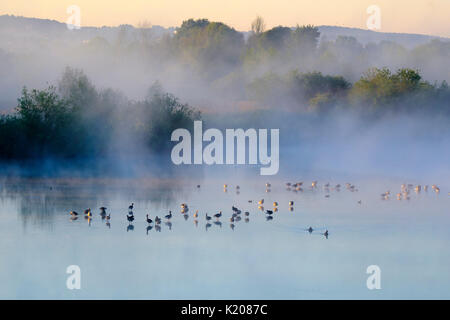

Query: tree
[[251, 16, 266, 35]]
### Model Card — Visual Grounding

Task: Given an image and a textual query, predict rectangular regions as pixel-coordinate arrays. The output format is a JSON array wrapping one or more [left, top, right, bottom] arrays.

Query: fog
[[0, 15, 449, 186]]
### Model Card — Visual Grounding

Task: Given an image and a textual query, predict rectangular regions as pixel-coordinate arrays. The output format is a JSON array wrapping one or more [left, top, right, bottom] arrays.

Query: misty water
[[0, 176, 449, 299]]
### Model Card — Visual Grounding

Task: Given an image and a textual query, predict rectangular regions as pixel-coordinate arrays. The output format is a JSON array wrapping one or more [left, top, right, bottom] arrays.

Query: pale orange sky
[[1, 0, 449, 37]]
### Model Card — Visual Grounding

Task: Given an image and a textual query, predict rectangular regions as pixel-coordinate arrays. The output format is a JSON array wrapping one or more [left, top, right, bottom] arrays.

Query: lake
[[0, 176, 449, 299]]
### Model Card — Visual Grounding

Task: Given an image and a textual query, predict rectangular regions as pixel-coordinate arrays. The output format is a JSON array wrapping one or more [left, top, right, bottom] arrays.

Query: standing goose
[[70, 211, 79, 216], [265, 210, 273, 215], [165, 211, 172, 220], [205, 213, 212, 221], [155, 216, 162, 224], [128, 203, 134, 211], [214, 211, 222, 219], [146, 214, 153, 224]]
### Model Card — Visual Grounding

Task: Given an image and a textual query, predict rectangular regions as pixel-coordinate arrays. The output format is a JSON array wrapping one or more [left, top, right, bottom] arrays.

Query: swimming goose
[[70, 211, 79, 216]]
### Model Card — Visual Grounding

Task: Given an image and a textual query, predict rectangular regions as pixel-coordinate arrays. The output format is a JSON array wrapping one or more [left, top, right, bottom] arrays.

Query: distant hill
[[317, 26, 448, 48], [1, 14, 448, 53]]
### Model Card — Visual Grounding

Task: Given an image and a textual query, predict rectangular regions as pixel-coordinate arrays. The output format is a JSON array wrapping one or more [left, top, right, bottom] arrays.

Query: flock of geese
[[68, 180, 446, 236]]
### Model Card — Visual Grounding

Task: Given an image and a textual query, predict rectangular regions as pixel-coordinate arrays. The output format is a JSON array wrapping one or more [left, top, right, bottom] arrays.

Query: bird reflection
[[155, 224, 161, 232], [205, 223, 212, 231], [183, 214, 189, 221], [266, 215, 273, 221], [106, 221, 111, 228], [165, 221, 172, 230], [230, 223, 235, 231], [127, 224, 134, 232], [214, 221, 222, 228], [146, 225, 153, 235]]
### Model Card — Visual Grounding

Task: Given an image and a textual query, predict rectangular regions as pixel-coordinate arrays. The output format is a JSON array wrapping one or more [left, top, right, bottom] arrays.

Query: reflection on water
[[0, 177, 449, 299]]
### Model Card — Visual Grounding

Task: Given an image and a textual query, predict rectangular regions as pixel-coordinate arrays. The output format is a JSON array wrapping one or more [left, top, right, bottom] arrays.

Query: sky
[[0, 0, 449, 37]]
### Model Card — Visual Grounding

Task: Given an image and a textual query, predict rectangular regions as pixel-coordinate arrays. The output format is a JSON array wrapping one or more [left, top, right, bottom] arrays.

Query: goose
[[165, 211, 172, 220], [206, 213, 212, 221], [84, 208, 91, 215], [146, 214, 153, 224], [232, 206, 238, 212], [155, 216, 162, 224], [106, 213, 111, 221], [230, 216, 235, 222], [308, 227, 313, 233], [127, 214, 134, 223], [70, 211, 79, 216], [324, 230, 329, 238], [128, 203, 134, 211], [214, 211, 222, 219], [265, 210, 273, 215], [100, 207, 107, 213], [244, 211, 249, 216]]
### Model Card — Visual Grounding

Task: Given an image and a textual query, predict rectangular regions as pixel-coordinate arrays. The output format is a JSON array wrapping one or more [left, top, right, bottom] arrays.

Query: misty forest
[[0, 15, 449, 177]]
